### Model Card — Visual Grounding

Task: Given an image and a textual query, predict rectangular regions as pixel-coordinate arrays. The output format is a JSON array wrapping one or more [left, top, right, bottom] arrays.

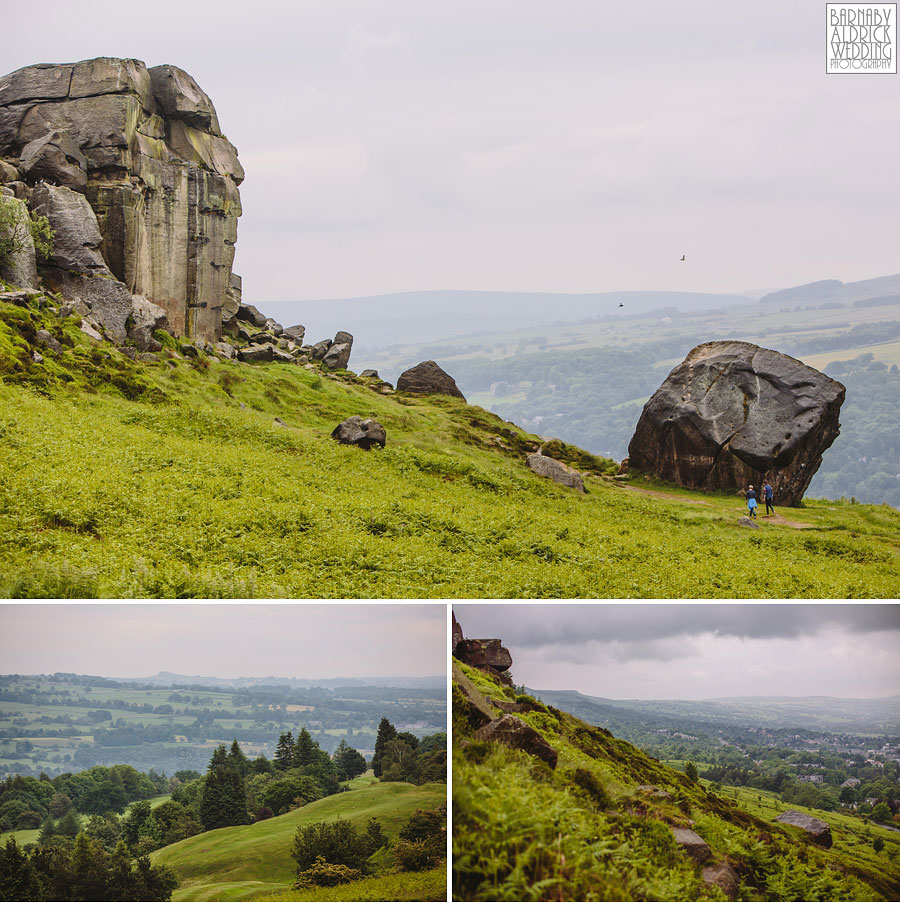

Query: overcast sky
[[0, 603, 446, 679], [454, 603, 900, 699], [3, 1, 898, 303]]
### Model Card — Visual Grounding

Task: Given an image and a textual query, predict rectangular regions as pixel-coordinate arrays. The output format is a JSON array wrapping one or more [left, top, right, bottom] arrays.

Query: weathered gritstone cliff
[[0, 57, 242, 343]]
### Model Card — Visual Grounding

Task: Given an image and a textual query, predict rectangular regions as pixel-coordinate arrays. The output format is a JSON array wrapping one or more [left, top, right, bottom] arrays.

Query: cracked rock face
[[627, 341, 845, 506], [0, 57, 242, 343]]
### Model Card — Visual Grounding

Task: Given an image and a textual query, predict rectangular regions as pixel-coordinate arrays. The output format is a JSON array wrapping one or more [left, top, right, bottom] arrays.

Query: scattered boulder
[[323, 342, 351, 370], [214, 341, 236, 359], [331, 415, 386, 450], [737, 516, 759, 529], [79, 318, 102, 341], [333, 330, 353, 346], [238, 343, 274, 363], [284, 324, 305, 342], [396, 360, 465, 400], [636, 785, 673, 800], [35, 328, 62, 353], [473, 715, 558, 769], [671, 828, 712, 863], [237, 303, 267, 328], [627, 341, 845, 506], [0, 159, 19, 182], [455, 638, 513, 673], [702, 863, 740, 899], [309, 339, 331, 361], [525, 453, 585, 492], [128, 294, 167, 352], [264, 318, 283, 336], [32, 350, 43, 363], [774, 810, 832, 847], [359, 368, 380, 379]]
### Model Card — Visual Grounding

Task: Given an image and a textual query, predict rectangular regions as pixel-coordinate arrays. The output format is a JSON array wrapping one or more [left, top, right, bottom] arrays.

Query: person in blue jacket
[[744, 484, 758, 518]]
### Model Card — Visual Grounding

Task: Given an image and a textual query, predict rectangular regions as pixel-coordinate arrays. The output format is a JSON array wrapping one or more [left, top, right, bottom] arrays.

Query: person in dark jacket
[[763, 480, 775, 516]]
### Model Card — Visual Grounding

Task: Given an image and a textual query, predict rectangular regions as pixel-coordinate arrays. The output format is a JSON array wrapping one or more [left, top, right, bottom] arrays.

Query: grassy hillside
[[453, 659, 900, 901], [2, 290, 899, 597], [151, 781, 445, 901]]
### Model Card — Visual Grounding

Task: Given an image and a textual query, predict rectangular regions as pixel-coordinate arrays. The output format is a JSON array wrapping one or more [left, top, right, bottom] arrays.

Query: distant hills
[[531, 689, 900, 736], [255, 289, 758, 350], [254, 273, 900, 352], [120, 672, 445, 690]]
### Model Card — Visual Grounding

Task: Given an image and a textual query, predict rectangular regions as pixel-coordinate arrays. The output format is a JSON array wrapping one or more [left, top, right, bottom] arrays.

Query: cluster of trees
[[290, 805, 446, 890], [0, 833, 177, 901], [702, 753, 900, 818], [0, 764, 159, 832], [372, 718, 446, 784]]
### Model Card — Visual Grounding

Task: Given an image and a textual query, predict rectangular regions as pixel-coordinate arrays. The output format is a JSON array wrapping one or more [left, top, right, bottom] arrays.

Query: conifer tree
[[372, 717, 397, 778], [227, 739, 249, 777], [274, 732, 295, 771], [333, 739, 368, 781], [293, 728, 317, 768]]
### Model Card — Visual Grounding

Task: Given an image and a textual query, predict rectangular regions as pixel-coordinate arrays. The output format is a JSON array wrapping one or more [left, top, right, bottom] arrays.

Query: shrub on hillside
[[292, 856, 364, 889], [291, 818, 373, 874]]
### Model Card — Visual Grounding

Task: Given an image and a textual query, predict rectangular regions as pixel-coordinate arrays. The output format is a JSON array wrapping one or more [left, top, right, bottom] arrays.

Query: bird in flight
[[680, 254, 686, 261], [618, 302, 624, 308]]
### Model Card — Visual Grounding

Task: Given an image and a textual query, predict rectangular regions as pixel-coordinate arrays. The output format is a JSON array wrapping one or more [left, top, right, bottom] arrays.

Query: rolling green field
[[152, 781, 446, 901], [2, 292, 899, 597], [0, 674, 444, 777]]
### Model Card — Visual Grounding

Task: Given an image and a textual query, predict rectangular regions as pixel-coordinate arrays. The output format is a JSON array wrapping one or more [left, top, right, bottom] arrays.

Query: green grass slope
[[453, 660, 900, 901], [2, 291, 899, 597], [152, 781, 445, 901]]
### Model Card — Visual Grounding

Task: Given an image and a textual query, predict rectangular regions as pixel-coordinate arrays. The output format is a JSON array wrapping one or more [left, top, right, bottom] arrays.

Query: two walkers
[[744, 481, 775, 518]]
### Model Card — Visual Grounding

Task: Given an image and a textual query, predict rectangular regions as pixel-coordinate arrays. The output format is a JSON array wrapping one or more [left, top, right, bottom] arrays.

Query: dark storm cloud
[[454, 603, 900, 649]]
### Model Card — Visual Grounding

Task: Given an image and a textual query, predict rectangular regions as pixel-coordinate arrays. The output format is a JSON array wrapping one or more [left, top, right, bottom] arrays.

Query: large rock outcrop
[[627, 341, 845, 506], [396, 360, 465, 400], [0, 57, 242, 343]]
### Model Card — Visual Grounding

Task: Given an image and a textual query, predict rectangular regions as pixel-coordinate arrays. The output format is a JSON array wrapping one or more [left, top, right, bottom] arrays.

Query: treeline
[[0, 835, 177, 901], [805, 355, 900, 507]]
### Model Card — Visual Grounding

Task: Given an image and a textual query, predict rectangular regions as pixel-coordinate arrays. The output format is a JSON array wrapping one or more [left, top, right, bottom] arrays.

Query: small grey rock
[[331, 415, 387, 450]]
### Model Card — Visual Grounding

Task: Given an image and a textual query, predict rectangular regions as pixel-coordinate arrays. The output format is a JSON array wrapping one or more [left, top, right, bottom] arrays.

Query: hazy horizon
[[454, 603, 900, 701], [1, 604, 447, 679]]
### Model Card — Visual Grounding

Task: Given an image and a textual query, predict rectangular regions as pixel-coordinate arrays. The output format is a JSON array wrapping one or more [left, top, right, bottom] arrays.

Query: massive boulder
[[0, 57, 242, 343], [774, 810, 833, 847], [627, 341, 845, 506], [396, 360, 465, 400]]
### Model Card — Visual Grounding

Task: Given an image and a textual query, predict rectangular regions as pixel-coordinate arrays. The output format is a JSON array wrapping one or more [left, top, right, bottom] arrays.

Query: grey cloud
[[454, 603, 900, 649]]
